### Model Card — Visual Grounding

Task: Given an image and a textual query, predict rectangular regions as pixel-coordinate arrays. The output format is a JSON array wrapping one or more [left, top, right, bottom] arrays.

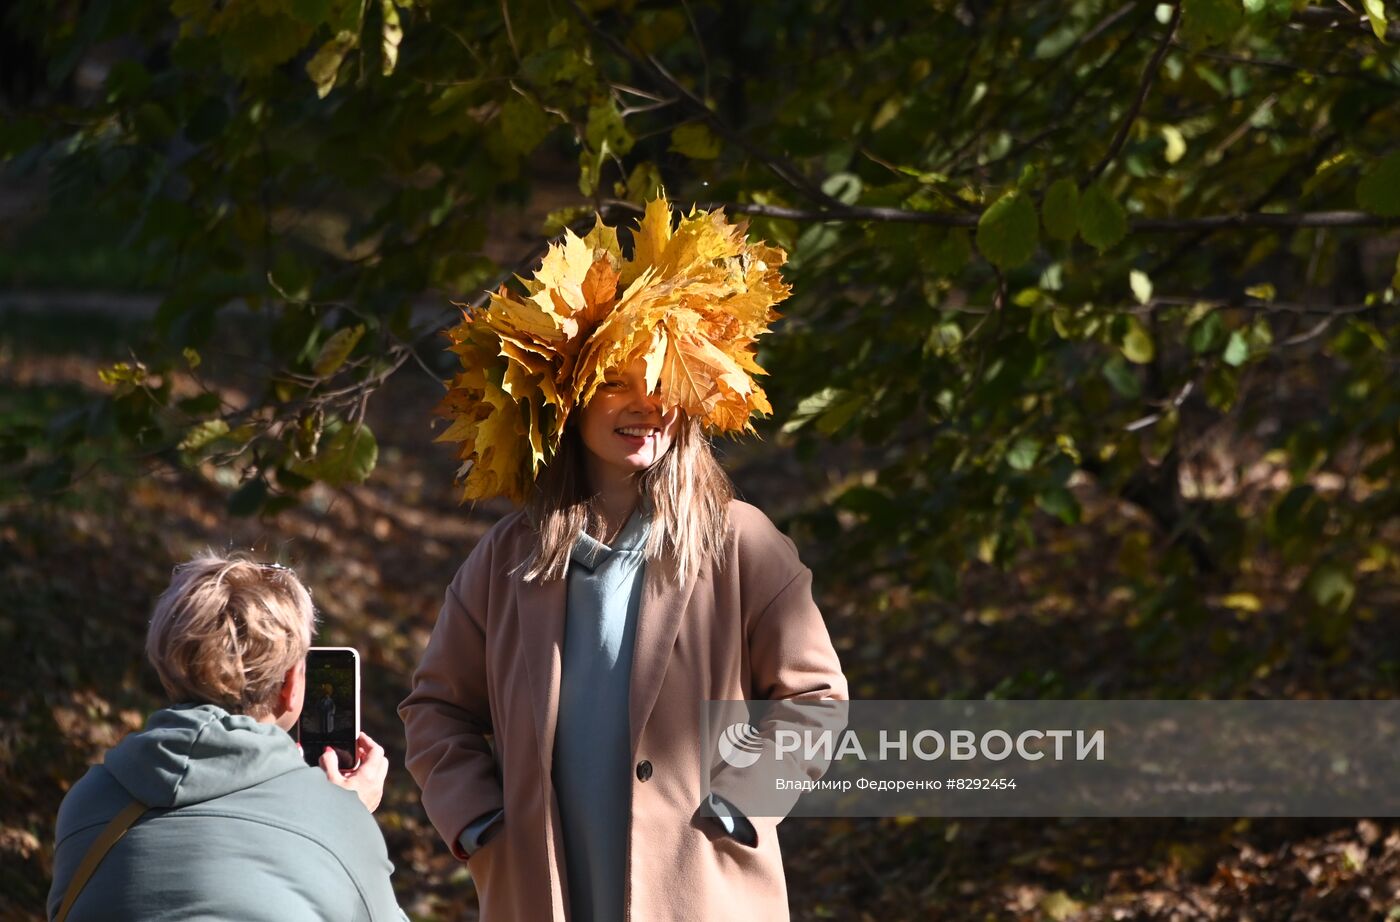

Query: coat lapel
[[629, 549, 700, 757], [516, 536, 701, 774], [517, 570, 568, 778]]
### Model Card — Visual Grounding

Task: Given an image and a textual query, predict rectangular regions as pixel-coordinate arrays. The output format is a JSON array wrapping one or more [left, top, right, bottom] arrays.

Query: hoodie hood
[[103, 703, 306, 808]]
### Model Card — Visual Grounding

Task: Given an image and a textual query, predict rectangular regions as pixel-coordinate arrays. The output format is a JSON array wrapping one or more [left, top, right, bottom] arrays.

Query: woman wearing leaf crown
[[398, 194, 848, 921]]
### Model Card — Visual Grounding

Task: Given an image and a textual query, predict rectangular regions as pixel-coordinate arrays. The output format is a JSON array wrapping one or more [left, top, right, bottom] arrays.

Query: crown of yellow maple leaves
[[434, 194, 792, 504]]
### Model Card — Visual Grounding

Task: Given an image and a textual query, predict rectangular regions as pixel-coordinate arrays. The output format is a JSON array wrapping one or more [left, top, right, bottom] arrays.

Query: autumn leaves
[[433, 196, 790, 503]]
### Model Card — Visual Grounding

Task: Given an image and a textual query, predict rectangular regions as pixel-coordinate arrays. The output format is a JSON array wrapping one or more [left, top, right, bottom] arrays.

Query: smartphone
[[298, 646, 360, 770]]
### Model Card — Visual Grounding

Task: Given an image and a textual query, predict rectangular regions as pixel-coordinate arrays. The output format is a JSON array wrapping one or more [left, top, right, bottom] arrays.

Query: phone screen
[[298, 647, 360, 770]]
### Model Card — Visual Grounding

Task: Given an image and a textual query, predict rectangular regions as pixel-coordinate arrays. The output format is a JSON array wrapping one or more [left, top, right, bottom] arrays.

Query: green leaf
[[178, 419, 230, 452], [1013, 287, 1043, 308], [821, 172, 862, 206], [1222, 329, 1249, 366], [1041, 178, 1079, 242], [1183, 0, 1244, 46], [896, 165, 953, 186], [783, 387, 844, 434], [1077, 182, 1127, 252], [1036, 486, 1081, 525], [1244, 282, 1276, 301], [923, 321, 964, 357], [99, 361, 148, 388], [1303, 151, 1355, 199], [1102, 354, 1141, 398], [795, 223, 839, 263], [1362, 0, 1388, 42], [670, 122, 721, 159], [1160, 125, 1187, 164], [976, 189, 1039, 269], [295, 408, 325, 461], [313, 324, 365, 378], [1188, 311, 1225, 353], [275, 465, 315, 493], [1121, 317, 1155, 364], [1356, 152, 1400, 217], [294, 422, 379, 487], [577, 148, 601, 196], [1246, 316, 1273, 352], [1306, 560, 1355, 613], [499, 96, 550, 153], [815, 393, 863, 436], [625, 161, 664, 201], [521, 46, 588, 85], [1006, 436, 1040, 471], [380, 0, 403, 75], [306, 31, 357, 99], [586, 98, 633, 157], [228, 477, 269, 517], [1129, 269, 1153, 305]]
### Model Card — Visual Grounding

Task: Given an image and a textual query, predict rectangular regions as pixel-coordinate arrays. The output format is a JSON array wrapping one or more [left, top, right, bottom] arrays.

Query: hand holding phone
[[318, 731, 388, 813]]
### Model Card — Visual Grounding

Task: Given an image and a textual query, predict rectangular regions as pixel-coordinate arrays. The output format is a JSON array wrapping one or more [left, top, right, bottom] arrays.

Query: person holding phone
[[399, 197, 849, 921], [299, 650, 362, 771], [47, 553, 407, 922]]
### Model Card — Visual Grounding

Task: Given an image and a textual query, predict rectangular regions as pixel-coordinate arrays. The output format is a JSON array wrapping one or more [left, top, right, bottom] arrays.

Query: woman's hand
[[319, 731, 389, 813]]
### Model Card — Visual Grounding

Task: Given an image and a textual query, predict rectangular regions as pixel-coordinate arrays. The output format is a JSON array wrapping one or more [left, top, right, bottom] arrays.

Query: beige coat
[[399, 499, 848, 921]]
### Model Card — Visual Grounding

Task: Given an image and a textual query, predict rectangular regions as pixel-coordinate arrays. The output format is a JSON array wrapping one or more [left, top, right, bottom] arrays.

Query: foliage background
[[3, 0, 1399, 918]]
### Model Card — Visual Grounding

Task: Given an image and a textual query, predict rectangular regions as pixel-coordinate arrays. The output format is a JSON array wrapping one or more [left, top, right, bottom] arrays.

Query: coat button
[[635, 760, 653, 782]]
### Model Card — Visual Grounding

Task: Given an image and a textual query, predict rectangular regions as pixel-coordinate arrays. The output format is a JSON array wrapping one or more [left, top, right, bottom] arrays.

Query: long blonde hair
[[518, 414, 733, 585]]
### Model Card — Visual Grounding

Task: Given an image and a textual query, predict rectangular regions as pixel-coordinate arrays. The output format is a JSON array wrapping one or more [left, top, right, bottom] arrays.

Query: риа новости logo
[[718, 722, 765, 768]]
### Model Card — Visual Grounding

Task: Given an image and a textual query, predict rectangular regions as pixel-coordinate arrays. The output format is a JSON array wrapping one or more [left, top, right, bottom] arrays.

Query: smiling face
[[577, 355, 682, 490]]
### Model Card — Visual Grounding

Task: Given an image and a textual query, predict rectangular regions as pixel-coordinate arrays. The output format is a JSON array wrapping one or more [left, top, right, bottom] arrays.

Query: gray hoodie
[[47, 704, 407, 921]]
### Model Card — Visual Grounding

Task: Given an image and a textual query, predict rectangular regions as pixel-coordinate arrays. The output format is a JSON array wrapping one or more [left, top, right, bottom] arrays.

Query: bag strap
[[54, 799, 147, 922]]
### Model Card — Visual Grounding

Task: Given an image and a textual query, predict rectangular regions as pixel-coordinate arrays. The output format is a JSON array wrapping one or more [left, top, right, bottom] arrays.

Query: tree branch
[[1130, 210, 1396, 231], [598, 197, 1400, 231], [1292, 6, 1400, 42], [1087, 1, 1181, 182], [1171, 43, 1400, 88], [940, 296, 1382, 318]]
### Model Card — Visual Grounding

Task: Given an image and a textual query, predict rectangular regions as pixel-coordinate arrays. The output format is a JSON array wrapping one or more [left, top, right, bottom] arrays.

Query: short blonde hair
[[146, 552, 316, 717]]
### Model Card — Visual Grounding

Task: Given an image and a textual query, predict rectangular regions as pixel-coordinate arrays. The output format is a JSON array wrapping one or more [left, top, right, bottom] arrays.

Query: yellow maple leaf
[[621, 196, 674, 285], [431, 311, 537, 502]]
